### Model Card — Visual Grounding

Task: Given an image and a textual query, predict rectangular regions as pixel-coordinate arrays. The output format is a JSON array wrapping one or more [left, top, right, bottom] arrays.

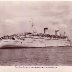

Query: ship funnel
[[44, 28, 48, 34]]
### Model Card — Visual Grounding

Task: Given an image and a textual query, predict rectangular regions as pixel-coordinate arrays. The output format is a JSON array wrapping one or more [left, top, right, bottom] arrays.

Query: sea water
[[0, 47, 72, 66]]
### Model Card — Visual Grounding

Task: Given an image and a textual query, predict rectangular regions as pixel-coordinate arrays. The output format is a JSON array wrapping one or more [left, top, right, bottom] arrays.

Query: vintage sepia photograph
[[0, 1, 72, 66]]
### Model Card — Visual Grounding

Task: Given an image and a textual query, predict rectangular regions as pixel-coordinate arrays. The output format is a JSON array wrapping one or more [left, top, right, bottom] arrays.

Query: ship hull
[[0, 38, 70, 48]]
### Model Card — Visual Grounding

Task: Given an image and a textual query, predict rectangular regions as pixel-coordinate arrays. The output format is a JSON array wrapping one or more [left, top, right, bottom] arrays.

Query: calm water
[[0, 47, 72, 66]]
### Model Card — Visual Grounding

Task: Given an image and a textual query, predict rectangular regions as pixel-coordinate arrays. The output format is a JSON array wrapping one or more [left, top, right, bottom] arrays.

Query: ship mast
[[31, 18, 34, 29], [31, 18, 36, 33], [55, 30, 59, 36]]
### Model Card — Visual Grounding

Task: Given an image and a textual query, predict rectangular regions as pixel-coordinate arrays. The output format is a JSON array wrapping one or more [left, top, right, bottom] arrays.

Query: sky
[[0, 1, 72, 40]]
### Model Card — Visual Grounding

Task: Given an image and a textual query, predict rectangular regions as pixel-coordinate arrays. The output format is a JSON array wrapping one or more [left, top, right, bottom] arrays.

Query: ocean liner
[[0, 26, 71, 48], [0, 18, 71, 48]]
